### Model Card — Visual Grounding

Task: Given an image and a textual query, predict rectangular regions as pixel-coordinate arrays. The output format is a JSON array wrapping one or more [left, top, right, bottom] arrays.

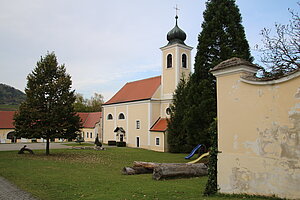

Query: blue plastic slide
[[185, 144, 202, 159]]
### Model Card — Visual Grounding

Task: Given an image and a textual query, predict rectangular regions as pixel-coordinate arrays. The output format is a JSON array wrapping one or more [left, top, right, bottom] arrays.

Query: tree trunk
[[152, 163, 207, 180], [132, 161, 208, 180], [46, 137, 50, 155], [133, 161, 160, 169], [122, 167, 153, 175]]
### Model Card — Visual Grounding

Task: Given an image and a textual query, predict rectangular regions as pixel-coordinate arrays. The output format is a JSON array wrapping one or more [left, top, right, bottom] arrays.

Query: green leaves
[[14, 52, 81, 154], [167, 76, 190, 153]]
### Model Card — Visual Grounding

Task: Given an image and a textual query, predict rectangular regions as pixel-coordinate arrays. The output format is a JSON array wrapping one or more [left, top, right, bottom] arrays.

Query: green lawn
[[0, 104, 19, 111], [63, 142, 95, 147], [0, 148, 278, 200]]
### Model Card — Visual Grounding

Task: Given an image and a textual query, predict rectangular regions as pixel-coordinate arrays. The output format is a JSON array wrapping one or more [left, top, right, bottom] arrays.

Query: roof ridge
[[127, 75, 161, 84]]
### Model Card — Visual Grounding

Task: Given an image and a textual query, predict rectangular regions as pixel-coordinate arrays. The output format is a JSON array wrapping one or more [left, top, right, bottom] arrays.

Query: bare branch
[[257, 2, 300, 77]]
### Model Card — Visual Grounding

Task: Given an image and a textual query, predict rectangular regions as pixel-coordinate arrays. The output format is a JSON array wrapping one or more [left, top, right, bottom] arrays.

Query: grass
[[63, 142, 95, 147], [0, 148, 279, 200], [0, 104, 19, 111]]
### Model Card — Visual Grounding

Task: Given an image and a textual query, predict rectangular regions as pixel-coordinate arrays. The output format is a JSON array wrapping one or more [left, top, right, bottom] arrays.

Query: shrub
[[108, 140, 117, 146], [116, 142, 126, 147]]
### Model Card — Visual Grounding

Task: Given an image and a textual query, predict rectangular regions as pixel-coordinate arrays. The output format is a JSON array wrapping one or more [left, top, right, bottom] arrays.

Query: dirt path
[[0, 176, 37, 200], [0, 142, 71, 151]]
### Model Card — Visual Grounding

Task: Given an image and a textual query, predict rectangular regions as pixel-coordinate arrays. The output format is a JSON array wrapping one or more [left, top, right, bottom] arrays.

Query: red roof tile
[[77, 112, 102, 128], [150, 118, 168, 132], [104, 76, 161, 105], [0, 111, 101, 129], [0, 111, 15, 129]]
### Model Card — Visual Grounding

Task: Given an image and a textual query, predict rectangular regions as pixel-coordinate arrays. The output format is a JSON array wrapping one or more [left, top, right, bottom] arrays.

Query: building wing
[[77, 112, 102, 128], [0, 111, 15, 129], [150, 118, 168, 132]]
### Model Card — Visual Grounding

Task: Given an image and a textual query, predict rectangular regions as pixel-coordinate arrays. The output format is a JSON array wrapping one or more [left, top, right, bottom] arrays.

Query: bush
[[108, 140, 117, 146], [116, 142, 126, 147]]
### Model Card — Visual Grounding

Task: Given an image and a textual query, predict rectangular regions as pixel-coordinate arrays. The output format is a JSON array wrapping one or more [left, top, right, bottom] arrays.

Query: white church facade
[[102, 15, 193, 152]]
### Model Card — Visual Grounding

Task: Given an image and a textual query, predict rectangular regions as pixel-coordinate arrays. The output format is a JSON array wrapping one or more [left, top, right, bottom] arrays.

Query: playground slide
[[185, 144, 202, 159], [188, 152, 209, 164]]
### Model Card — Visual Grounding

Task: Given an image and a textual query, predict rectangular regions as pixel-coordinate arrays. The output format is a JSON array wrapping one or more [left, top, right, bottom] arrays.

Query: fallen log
[[132, 161, 208, 180], [153, 163, 207, 180], [122, 167, 153, 175], [133, 161, 160, 169]]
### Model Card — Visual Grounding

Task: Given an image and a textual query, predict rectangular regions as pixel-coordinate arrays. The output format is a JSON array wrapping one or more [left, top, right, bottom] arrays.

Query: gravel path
[[0, 142, 71, 151], [0, 177, 37, 200]]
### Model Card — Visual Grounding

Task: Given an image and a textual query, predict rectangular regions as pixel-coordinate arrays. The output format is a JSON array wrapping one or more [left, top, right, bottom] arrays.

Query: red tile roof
[[77, 112, 102, 128], [0, 111, 102, 129], [104, 76, 161, 105], [0, 111, 15, 129], [150, 118, 168, 132]]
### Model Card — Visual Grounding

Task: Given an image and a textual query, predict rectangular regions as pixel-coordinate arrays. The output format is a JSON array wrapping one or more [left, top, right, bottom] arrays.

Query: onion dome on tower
[[166, 15, 187, 45]]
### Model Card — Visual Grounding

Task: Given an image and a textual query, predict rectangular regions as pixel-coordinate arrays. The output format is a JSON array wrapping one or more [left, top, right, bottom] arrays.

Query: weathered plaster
[[215, 66, 300, 199], [244, 108, 300, 160], [295, 88, 300, 98]]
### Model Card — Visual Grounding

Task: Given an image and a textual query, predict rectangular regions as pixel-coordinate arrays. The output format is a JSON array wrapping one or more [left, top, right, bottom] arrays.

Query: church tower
[[160, 15, 193, 100]]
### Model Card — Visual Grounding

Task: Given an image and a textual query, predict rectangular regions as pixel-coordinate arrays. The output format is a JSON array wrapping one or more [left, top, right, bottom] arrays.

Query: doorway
[[7, 131, 16, 143], [136, 137, 140, 147]]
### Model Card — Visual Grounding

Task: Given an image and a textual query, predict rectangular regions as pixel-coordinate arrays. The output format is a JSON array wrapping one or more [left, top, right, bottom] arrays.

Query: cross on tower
[[174, 4, 180, 16]]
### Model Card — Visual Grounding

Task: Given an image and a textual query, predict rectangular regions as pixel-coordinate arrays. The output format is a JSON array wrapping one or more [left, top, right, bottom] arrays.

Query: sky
[[0, 0, 298, 101]]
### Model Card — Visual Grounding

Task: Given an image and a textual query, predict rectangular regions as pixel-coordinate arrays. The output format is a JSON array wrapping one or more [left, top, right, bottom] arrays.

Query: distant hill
[[0, 83, 26, 106]]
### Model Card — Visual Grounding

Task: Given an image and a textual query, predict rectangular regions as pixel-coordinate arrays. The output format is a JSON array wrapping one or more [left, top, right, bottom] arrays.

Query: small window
[[167, 54, 172, 68], [86, 132, 89, 138], [136, 120, 140, 129], [90, 132, 92, 138], [182, 54, 187, 68], [107, 114, 113, 120], [156, 137, 160, 146], [118, 113, 125, 119]]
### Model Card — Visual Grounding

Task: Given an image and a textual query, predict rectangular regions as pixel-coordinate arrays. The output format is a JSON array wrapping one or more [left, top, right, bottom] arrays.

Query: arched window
[[167, 54, 172, 68], [182, 54, 187, 68], [6, 131, 15, 140], [166, 108, 171, 115], [118, 113, 125, 120], [107, 114, 113, 120]]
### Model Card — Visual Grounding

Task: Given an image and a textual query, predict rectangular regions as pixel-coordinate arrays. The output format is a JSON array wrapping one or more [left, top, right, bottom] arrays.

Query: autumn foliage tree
[[14, 52, 81, 155], [74, 93, 104, 112]]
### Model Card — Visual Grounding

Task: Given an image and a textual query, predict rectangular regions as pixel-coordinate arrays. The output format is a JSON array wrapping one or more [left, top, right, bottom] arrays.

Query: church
[[102, 15, 193, 152]]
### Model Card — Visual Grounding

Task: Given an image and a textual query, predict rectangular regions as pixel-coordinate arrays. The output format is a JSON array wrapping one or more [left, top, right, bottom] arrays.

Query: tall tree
[[88, 93, 104, 111], [184, 0, 253, 149], [14, 52, 81, 155], [74, 93, 103, 112], [185, 0, 253, 195], [167, 76, 189, 153], [259, 3, 300, 77], [167, 0, 253, 152]]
